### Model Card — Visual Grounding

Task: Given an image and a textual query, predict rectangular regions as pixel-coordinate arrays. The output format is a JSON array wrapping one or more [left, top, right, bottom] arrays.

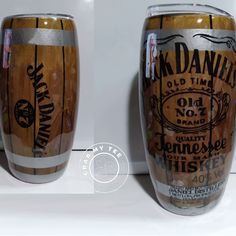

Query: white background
[[95, 0, 236, 173], [1, 175, 236, 236], [0, 0, 94, 148], [0, 1, 236, 235]]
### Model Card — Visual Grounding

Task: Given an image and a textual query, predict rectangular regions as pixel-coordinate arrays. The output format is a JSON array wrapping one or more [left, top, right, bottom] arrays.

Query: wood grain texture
[[0, 15, 79, 182], [10, 18, 36, 156]]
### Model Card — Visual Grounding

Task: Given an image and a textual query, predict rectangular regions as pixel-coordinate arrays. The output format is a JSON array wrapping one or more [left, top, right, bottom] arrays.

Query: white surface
[[0, 0, 94, 148], [0, 151, 94, 194], [0, 174, 236, 235], [95, 0, 236, 173]]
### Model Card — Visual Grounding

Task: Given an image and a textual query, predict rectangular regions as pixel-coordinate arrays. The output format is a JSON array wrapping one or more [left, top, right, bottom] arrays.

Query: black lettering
[[37, 131, 50, 139], [177, 98, 187, 107], [219, 57, 228, 80], [39, 103, 54, 114], [27, 63, 54, 154], [188, 161, 198, 173], [176, 42, 189, 74], [40, 113, 52, 123], [189, 49, 201, 73], [32, 73, 44, 88], [159, 52, 174, 77], [176, 108, 185, 117], [34, 136, 47, 149], [198, 107, 206, 116], [213, 53, 222, 77], [38, 123, 51, 134], [225, 62, 233, 84], [203, 51, 216, 76], [36, 90, 50, 103], [27, 63, 44, 77]]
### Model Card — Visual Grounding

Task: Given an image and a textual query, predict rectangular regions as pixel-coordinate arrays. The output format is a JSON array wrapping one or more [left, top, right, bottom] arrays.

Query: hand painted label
[[143, 40, 236, 89], [27, 63, 54, 155], [14, 99, 35, 128], [150, 89, 230, 133], [142, 28, 236, 202], [11, 63, 55, 157], [13, 63, 55, 156]]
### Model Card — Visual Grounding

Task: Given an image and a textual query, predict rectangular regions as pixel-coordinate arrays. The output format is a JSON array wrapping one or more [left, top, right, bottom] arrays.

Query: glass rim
[[4, 13, 74, 20], [147, 4, 233, 18]]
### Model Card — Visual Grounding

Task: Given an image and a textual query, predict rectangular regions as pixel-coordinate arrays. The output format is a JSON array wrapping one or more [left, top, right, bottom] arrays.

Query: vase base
[[157, 196, 222, 216], [9, 165, 66, 184]]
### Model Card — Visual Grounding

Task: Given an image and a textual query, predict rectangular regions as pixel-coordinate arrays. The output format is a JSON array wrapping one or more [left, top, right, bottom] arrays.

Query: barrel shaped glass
[[139, 4, 236, 215], [0, 14, 79, 183]]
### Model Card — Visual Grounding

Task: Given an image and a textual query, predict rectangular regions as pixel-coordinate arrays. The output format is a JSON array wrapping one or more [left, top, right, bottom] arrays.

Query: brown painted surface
[[0, 15, 78, 181], [141, 13, 236, 213]]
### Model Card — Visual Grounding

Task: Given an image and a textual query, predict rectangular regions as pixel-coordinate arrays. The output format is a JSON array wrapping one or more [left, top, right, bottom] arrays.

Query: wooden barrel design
[[140, 5, 236, 215], [0, 14, 79, 183]]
